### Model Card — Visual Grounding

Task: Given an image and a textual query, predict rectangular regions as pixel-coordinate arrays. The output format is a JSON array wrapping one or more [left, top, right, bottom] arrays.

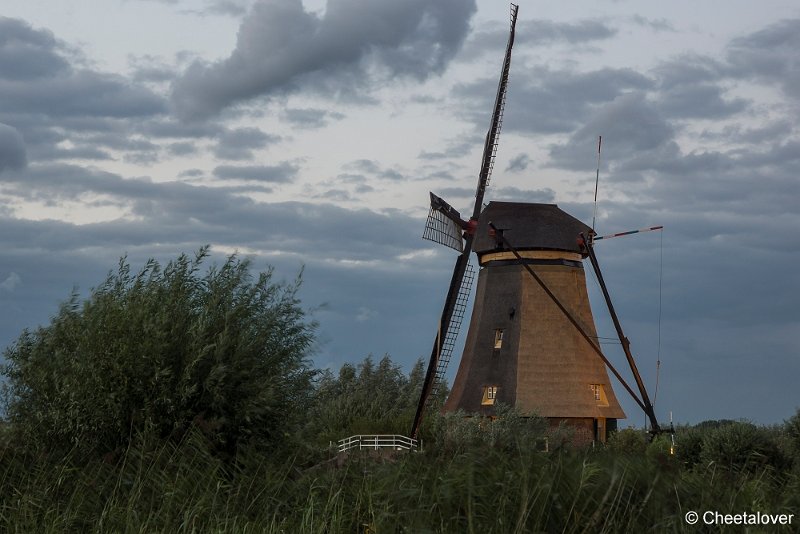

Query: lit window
[[482, 386, 498, 405], [590, 384, 609, 406], [493, 329, 504, 349]]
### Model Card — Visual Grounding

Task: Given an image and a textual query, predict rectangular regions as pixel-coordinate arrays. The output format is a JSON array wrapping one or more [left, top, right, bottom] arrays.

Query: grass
[[1, 425, 798, 533]]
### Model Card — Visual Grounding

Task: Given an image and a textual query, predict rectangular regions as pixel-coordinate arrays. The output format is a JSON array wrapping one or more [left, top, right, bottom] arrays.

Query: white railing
[[337, 434, 418, 453]]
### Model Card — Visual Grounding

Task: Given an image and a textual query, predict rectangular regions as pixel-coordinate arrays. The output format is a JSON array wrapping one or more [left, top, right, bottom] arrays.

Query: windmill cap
[[474, 202, 591, 255]]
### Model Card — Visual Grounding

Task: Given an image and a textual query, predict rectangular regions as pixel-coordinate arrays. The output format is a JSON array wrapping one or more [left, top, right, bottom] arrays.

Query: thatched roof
[[473, 202, 591, 255]]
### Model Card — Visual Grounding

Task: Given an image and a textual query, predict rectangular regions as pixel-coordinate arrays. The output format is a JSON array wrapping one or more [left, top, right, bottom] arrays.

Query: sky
[[1, 0, 799, 427]]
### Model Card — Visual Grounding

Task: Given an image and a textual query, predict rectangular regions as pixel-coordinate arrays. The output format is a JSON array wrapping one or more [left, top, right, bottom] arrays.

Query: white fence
[[337, 434, 418, 453]]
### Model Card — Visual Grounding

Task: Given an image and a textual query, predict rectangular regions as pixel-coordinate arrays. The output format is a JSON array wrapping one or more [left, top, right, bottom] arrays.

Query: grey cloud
[[0, 123, 27, 172], [33, 145, 112, 162], [0, 196, 450, 379], [131, 64, 176, 84], [0, 18, 169, 168], [0, 17, 69, 80], [548, 92, 675, 172], [343, 159, 405, 181], [212, 162, 298, 182], [318, 189, 352, 201], [700, 120, 794, 145], [168, 141, 197, 156], [489, 186, 555, 204], [630, 15, 675, 32], [140, 119, 224, 139], [281, 108, 345, 129], [455, 67, 654, 135], [213, 127, 280, 160], [170, 0, 477, 120], [0, 272, 21, 292], [656, 83, 748, 120], [0, 70, 166, 119], [519, 19, 616, 45], [460, 18, 616, 60], [204, 1, 251, 16], [727, 19, 800, 99], [505, 153, 530, 173], [652, 55, 728, 90]]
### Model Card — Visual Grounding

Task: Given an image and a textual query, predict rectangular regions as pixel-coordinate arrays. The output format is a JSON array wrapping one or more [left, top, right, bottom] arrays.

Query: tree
[[305, 354, 431, 444], [1, 247, 316, 457]]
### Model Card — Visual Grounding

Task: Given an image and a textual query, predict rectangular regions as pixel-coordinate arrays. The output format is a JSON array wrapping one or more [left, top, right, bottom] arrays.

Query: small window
[[481, 386, 498, 405], [590, 384, 609, 407], [493, 329, 504, 349]]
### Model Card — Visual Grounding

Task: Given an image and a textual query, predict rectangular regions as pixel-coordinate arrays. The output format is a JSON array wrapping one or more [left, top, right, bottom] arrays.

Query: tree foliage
[[1, 248, 316, 457], [306, 354, 432, 444]]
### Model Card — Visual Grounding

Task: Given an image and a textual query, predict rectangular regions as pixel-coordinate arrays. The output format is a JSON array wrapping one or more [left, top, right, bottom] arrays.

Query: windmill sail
[[422, 193, 466, 252], [411, 3, 519, 439], [424, 261, 475, 405]]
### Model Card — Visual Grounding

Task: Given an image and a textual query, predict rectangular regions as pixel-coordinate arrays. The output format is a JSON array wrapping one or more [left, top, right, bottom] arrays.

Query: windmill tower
[[442, 203, 625, 443], [411, 4, 659, 444]]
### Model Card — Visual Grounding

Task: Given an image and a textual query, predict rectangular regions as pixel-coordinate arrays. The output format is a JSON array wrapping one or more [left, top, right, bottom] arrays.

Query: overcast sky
[[1, 0, 799, 426]]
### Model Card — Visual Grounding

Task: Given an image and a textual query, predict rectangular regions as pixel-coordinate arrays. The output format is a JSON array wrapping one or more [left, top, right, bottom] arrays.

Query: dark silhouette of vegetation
[[1, 249, 800, 531], [1, 247, 316, 458]]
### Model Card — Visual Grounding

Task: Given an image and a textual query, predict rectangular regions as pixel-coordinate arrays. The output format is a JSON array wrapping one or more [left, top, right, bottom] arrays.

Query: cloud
[[212, 162, 298, 182], [344, 159, 405, 181], [0, 17, 69, 80], [0, 18, 168, 167], [656, 83, 748, 120], [460, 18, 616, 60], [454, 67, 654, 135], [213, 127, 281, 160], [548, 92, 676, 173], [0, 70, 166, 119], [281, 108, 345, 129], [629, 15, 675, 33], [727, 18, 800, 100], [504, 153, 530, 173], [0, 123, 27, 172], [170, 0, 477, 120], [168, 141, 197, 156], [0, 272, 21, 292]]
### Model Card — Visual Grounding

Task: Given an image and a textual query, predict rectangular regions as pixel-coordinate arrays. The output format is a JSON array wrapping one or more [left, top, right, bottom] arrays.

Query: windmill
[[410, 4, 661, 444]]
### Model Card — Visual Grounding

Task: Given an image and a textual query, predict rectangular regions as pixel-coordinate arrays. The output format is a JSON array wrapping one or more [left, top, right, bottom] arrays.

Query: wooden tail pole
[[580, 232, 662, 436]]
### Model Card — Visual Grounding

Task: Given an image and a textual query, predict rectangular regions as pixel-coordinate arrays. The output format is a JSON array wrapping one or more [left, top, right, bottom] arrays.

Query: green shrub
[[305, 355, 427, 445], [699, 421, 787, 472], [1, 248, 316, 458], [785, 408, 800, 465], [674, 425, 703, 467], [605, 428, 647, 455]]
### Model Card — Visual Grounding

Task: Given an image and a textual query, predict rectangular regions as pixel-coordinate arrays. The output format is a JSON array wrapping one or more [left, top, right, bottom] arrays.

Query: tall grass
[[1, 424, 798, 532]]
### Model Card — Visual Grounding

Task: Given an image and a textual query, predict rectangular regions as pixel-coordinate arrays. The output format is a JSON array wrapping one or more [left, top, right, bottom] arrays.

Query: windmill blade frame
[[422, 193, 468, 252]]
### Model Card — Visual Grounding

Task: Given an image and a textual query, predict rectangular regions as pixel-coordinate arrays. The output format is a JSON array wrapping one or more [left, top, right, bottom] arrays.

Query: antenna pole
[[591, 136, 602, 233]]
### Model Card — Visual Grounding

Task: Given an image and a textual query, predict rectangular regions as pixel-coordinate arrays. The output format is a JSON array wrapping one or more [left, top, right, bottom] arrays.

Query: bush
[[785, 408, 800, 464], [1, 248, 316, 458], [428, 403, 547, 455], [605, 428, 647, 455], [306, 355, 426, 445], [699, 421, 787, 472]]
